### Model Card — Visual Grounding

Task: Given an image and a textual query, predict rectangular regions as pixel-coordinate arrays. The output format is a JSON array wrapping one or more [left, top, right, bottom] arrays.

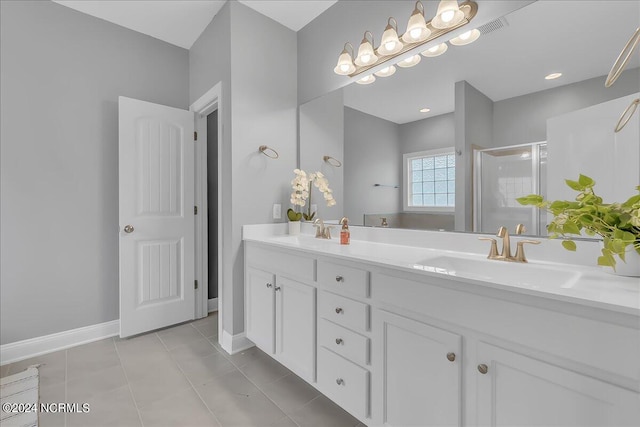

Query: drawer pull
[[266, 283, 273, 288], [336, 378, 344, 385], [335, 307, 344, 314], [446, 352, 456, 362], [274, 286, 281, 292], [335, 275, 344, 282], [335, 338, 344, 345], [477, 364, 488, 374]]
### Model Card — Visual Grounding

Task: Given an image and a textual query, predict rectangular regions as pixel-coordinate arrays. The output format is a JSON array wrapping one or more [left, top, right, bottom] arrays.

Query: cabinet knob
[[335, 338, 343, 345], [335, 307, 343, 314], [446, 352, 456, 362], [274, 286, 281, 292], [124, 225, 134, 233], [336, 378, 344, 385], [477, 364, 488, 374], [266, 283, 272, 288], [335, 275, 344, 282]]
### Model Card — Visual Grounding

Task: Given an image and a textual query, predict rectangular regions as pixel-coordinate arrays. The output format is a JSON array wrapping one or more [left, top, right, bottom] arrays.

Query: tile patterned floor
[[0, 313, 364, 427]]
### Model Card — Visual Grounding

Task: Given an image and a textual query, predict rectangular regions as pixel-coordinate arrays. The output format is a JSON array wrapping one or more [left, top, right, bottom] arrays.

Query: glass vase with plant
[[517, 174, 640, 271], [287, 169, 336, 222]]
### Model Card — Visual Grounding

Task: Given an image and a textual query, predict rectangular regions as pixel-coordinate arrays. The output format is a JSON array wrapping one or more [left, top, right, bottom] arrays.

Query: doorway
[[206, 111, 218, 311]]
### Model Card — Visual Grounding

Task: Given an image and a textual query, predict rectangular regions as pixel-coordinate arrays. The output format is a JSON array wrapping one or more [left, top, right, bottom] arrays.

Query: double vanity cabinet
[[244, 232, 640, 426]]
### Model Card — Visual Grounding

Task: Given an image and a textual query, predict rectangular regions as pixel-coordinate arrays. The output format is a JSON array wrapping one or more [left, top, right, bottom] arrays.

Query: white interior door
[[119, 96, 195, 338]]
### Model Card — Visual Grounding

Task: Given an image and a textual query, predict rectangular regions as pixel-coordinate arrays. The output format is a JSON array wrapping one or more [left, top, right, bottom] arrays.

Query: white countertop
[[243, 224, 640, 316]]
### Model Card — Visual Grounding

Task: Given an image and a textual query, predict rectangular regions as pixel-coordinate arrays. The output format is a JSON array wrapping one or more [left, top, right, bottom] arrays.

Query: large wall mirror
[[299, 0, 640, 237]]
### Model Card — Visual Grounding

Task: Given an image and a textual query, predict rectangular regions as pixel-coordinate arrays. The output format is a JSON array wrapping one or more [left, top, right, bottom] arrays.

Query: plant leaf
[[578, 174, 595, 187], [561, 240, 577, 251], [565, 179, 583, 191]]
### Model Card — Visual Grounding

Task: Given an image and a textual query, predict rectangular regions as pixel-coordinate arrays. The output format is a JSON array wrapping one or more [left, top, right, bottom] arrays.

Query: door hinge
[[194, 206, 198, 215], [194, 131, 198, 141], [195, 280, 199, 290]]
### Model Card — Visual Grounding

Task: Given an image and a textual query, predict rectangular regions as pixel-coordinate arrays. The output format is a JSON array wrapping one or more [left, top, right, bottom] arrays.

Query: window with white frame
[[403, 148, 455, 211]]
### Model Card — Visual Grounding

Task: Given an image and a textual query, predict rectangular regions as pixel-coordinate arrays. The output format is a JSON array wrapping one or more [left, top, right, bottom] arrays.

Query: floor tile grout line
[[113, 335, 146, 427], [168, 340, 225, 427], [232, 356, 303, 427]]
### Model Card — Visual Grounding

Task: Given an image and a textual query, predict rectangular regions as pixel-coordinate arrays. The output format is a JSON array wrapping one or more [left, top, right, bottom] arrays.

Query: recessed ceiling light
[[545, 72, 562, 80], [420, 108, 431, 113]]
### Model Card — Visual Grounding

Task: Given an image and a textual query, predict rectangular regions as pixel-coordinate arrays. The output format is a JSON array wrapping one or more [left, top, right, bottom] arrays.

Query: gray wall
[[0, 1, 189, 344], [344, 107, 401, 225], [299, 90, 344, 221], [455, 81, 494, 232], [191, 2, 298, 336], [297, 1, 534, 104], [189, 1, 235, 337], [493, 69, 640, 148], [400, 113, 455, 154]]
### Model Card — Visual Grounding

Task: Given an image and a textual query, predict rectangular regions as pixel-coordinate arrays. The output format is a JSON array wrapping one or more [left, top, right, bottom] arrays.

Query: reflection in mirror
[[299, 1, 640, 236]]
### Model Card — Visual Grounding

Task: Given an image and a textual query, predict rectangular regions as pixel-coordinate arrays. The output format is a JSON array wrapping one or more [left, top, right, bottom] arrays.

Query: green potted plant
[[517, 174, 640, 276], [288, 169, 336, 235]]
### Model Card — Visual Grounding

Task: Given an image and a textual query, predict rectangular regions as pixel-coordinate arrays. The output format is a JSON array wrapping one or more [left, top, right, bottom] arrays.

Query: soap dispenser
[[340, 217, 350, 245]]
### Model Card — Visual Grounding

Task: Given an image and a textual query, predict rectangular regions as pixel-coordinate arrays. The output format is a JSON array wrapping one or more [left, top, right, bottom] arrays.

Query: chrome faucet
[[479, 224, 540, 262], [313, 218, 335, 239]]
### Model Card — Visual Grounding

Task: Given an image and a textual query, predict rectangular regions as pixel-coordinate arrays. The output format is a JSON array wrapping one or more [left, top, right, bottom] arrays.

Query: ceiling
[[343, 0, 640, 124], [54, 0, 338, 49]]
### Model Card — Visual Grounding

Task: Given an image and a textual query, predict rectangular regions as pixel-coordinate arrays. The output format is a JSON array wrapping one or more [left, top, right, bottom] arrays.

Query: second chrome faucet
[[479, 224, 540, 263]]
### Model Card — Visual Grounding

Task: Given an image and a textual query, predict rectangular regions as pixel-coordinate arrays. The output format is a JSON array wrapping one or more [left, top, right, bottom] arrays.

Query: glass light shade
[[421, 42, 448, 57], [355, 35, 378, 66], [397, 54, 421, 68], [333, 46, 355, 75], [449, 29, 480, 46], [431, 0, 465, 29], [377, 19, 403, 56], [356, 74, 376, 85], [374, 65, 396, 77], [402, 7, 430, 43]]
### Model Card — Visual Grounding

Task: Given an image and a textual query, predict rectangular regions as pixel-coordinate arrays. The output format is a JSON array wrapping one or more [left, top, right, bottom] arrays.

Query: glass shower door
[[474, 143, 547, 235]]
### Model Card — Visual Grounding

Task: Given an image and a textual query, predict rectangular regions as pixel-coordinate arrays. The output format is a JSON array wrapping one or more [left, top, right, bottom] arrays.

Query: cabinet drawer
[[318, 347, 369, 420], [317, 260, 369, 298], [246, 243, 315, 282], [318, 291, 369, 332], [319, 319, 369, 367]]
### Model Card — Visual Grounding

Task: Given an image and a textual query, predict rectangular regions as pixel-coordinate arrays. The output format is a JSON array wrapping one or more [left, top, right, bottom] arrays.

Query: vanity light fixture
[[378, 18, 403, 56], [356, 74, 376, 85], [419, 107, 431, 113], [402, 1, 430, 43], [355, 31, 378, 66], [333, 1, 478, 82], [432, 0, 465, 29], [375, 65, 396, 77], [449, 28, 480, 46], [397, 54, 422, 68], [545, 72, 563, 80], [421, 42, 448, 57], [333, 43, 356, 75]]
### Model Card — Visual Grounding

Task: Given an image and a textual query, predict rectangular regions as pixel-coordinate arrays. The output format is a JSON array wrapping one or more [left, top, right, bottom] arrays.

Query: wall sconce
[[334, 1, 478, 82]]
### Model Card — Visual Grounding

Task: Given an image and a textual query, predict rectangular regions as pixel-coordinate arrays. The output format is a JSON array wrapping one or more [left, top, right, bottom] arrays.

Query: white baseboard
[[220, 330, 254, 355], [207, 298, 218, 313], [0, 320, 120, 365]]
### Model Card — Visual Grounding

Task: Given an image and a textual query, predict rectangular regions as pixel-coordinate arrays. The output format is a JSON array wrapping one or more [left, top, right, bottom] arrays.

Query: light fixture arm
[[363, 31, 374, 45], [387, 17, 398, 31], [415, 1, 425, 16], [342, 42, 354, 57]]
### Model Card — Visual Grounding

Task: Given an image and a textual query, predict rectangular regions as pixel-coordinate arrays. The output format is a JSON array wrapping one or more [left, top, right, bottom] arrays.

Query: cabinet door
[[476, 342, 640, 426], [246, 267, 275, 354], [372, 309, 462, 426], [276, 277, 316, 382]]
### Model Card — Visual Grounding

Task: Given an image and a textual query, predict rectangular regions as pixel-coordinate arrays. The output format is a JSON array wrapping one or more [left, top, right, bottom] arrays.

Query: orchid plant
[[287, 169, 336, 221]]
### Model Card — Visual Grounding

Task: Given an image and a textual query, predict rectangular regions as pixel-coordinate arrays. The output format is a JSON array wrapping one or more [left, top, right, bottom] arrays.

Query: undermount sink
[[413, 255, 581, 290]]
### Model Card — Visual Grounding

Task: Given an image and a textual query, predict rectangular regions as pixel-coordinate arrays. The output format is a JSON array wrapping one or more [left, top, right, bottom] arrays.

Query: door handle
[[124, 225, 134, 233]]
